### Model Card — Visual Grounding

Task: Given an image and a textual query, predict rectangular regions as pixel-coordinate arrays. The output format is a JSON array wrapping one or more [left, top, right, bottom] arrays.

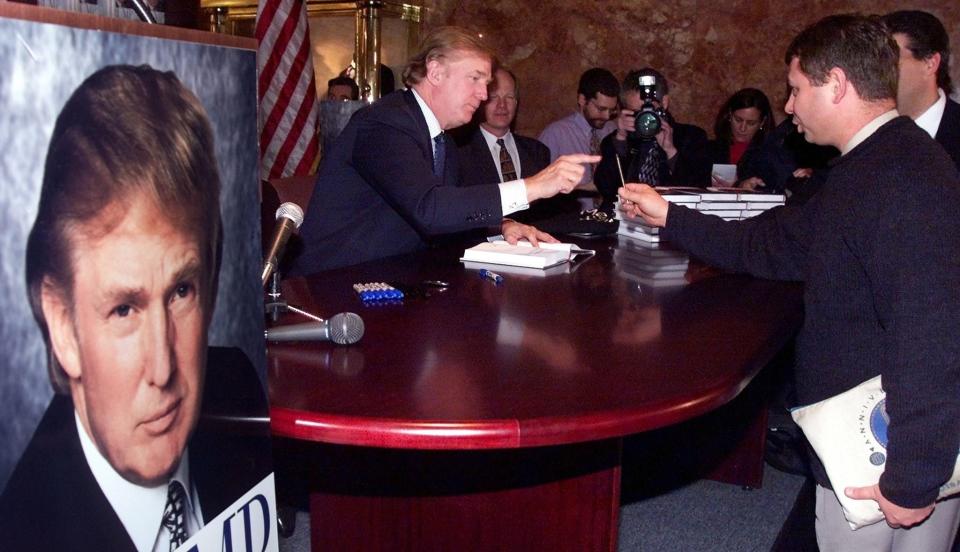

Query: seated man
[[0, 65, 269, 551], [883, 9, 960, 171], [458, 67, 577, 224], [538, 67, 620, 187], [326, 75, 359, 101], [293, 27, 597, 274], [594, 68, 712, 203]]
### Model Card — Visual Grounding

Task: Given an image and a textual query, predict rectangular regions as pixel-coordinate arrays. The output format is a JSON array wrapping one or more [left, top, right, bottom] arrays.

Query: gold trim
[[200, 0, 421, 22]]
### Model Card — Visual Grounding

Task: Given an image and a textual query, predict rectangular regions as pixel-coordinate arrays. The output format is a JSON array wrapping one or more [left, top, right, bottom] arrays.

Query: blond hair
[[402, 26, 497, 87]]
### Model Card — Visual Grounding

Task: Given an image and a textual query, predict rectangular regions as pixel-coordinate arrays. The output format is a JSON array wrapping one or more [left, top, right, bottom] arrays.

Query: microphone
[[265, 313, 365, 345], [262, 202, 304, 286]]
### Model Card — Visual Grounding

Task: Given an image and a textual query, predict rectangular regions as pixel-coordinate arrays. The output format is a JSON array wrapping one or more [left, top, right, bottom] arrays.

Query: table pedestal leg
[[305, 439, 622, 552]]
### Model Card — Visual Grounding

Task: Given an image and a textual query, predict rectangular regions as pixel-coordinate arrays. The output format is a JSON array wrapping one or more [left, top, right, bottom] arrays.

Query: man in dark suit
[[0, 348, 271, 551], [458, 68, 580, 225], [292, 27, 599, 275], [884, 10, 960, 171], [0, 65, 270, 551], [594, 68, 712, 204]]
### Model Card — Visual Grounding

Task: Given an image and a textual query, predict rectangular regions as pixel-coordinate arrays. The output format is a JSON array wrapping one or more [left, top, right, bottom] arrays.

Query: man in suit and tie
[[458, 68, 580, 224], [292, 27, 599, 275], [0, 65, 270, 551], [883, 10, 960, 171]]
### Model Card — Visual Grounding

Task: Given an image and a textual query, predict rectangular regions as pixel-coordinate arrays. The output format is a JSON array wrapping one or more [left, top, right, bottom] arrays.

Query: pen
[[478, 268, 503, 285]]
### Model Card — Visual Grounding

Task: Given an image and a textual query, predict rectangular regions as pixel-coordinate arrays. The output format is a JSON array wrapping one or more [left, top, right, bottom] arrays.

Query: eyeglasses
[[587, 98, 617, 115], [488, 94, 518, 104]]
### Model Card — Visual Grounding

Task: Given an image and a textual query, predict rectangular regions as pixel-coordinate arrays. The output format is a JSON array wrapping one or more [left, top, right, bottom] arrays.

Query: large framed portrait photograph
[[0, 6, 276, 551]]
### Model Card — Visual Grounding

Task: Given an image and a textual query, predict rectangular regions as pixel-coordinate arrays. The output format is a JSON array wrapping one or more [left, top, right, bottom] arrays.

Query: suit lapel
[[515, 137, 536, 179], [401, 89, 436, 168], [471, 130, 501, 183]]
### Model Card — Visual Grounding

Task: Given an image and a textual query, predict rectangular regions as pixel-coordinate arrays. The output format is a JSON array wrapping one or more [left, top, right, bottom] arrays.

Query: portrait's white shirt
[[410, 88, 528, 214], [76, 412, 204, 552], [914, 88, 947, 139]]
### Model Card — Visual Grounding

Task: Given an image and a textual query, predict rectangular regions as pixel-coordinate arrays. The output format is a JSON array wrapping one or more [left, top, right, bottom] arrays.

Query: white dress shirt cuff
[[499, 179, 529, 215]]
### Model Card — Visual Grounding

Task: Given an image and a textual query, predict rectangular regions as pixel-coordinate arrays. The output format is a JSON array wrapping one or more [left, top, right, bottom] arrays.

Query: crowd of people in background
[[293, 9, 960, 552]]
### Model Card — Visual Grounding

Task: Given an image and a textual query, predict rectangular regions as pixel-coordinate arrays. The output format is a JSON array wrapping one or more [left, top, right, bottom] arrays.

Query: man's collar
[[411, 88, 443, 139], [914, 88, 947, 139], [479, 123, 510, 140], [76, 411, 197, 552], [841, 109, 899, 155], [479, 125, 513, 149]]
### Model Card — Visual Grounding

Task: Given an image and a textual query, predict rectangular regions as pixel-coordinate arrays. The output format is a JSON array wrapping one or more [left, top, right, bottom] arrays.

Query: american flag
[[255, 0, 320, 181]]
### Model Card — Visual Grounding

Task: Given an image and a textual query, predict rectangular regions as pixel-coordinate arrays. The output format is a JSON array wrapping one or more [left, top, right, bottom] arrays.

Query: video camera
[[632, 74, 668, 140]]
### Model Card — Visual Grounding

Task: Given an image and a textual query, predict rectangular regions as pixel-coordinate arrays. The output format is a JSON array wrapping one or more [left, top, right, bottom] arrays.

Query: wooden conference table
[[267, 235, 803, 551]]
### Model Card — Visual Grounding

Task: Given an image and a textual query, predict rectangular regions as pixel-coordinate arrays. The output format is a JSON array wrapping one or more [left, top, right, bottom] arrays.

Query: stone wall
[[423, 0, 960, 139]]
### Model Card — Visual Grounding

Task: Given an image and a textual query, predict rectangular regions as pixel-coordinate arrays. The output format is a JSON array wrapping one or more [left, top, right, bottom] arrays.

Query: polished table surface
[[268, 235, 803, 449], [268, 235, 804, 551]]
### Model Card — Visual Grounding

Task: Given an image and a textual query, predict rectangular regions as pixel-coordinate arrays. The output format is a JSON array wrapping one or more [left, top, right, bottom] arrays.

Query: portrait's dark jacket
[[0, 347, 272, 551], [935, 97, 960, 173], [291, 89, 505, 275], [594, 116, 712, 203]]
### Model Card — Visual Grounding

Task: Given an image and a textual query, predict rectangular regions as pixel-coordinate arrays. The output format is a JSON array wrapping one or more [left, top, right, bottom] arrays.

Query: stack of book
[[613, 236, 690, 288], [614, 187, 786, 242]]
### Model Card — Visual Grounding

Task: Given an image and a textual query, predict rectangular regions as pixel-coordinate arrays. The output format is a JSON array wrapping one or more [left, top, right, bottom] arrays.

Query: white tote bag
[[791, 375, 960, 529]]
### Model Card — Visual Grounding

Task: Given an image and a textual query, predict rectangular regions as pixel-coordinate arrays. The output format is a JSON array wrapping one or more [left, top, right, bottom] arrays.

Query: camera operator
[[595, 68, 712, 204]]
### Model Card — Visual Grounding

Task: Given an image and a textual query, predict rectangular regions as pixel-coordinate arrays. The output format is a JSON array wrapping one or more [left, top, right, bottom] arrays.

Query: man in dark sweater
[[620, 14, 960, 551]]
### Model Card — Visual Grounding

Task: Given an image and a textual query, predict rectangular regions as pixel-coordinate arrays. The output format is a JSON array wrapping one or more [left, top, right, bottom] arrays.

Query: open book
[[460, 240, 595, 269]]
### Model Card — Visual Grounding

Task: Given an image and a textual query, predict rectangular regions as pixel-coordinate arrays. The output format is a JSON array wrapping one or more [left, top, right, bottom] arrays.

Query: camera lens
[[633, 108, 661, 140]]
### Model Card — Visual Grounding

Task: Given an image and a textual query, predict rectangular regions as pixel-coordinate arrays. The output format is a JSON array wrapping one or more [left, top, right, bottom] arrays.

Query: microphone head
[[328, 312, 365, 345], [275, 202, 304, 228]]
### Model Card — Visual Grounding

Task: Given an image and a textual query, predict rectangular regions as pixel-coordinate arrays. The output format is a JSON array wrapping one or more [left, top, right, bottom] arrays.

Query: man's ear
[[40, 279, 82, 380], [661, 95, 671, 111], [827, 68, 848, 104], [426, 58, 444, 86], [577, 93, 587, 110], [925, 52, 942, 77]]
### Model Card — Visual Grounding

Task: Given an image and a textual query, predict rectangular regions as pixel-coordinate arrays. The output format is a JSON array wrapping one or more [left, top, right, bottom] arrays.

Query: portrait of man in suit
[[0, 64, 270, 551]]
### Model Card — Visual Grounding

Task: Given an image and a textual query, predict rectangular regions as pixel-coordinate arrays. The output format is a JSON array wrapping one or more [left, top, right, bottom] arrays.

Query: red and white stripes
[[256, 0, 319, 181]]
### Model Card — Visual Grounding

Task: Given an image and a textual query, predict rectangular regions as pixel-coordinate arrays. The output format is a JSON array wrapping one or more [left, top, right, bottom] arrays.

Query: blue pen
[[478, 268, 504, 285]]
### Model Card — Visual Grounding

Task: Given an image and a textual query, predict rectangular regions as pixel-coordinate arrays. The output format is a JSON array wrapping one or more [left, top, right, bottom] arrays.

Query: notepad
[[460, 240, 594, 269]]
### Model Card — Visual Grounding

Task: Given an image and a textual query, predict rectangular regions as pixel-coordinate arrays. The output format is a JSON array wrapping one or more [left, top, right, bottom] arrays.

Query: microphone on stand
[[262, 202, 304, 286], [265, 313, 365, 345]]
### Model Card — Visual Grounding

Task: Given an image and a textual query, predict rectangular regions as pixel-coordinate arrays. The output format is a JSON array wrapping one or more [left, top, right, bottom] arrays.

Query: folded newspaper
[[460, 240, 594, 269]]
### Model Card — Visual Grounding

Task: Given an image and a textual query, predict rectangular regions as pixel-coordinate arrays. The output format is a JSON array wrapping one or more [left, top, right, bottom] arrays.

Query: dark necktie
[[433, 133, 446, 177], [162, 480, 189, 551], [636, 144, 663, 186], [497, 138, 517, 182]]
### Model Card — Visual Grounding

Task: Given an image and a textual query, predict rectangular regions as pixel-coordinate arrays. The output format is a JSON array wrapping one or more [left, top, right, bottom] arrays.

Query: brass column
[[355, 0, 382, 103]]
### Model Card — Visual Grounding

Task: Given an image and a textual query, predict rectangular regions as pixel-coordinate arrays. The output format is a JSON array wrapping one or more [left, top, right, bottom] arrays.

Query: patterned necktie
[[636, 144, 663, 186], [433, 133, 446, 177], [162, 480, 189, 551], [496, 138, 517, 182], [589, 128, 602, 155]]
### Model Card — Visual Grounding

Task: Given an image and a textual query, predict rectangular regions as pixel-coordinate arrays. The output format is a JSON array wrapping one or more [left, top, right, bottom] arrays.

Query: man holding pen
[[620, 14, 960, 551]]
